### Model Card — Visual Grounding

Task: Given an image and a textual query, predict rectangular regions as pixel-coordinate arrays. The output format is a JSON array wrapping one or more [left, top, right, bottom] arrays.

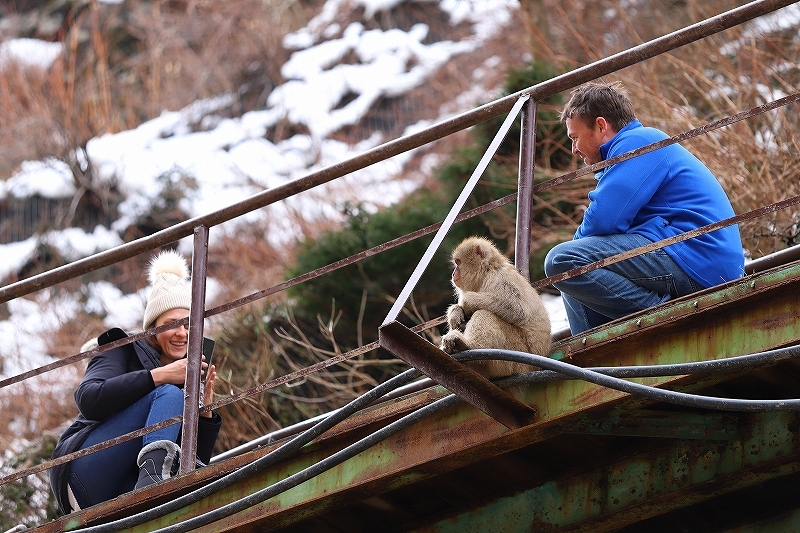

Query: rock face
[[1, 1, 88, 42]]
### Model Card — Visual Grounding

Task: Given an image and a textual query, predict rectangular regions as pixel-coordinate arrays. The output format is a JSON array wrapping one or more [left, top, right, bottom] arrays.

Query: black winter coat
[[49, 328, 222, 514]]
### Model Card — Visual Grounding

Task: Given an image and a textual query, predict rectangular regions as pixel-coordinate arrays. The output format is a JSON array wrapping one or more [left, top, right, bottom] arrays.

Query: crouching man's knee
[[544, 241, 576, 278]]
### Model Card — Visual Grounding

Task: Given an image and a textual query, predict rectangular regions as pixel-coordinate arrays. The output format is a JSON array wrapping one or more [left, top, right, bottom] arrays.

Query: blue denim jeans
[[544, 234, 700, 334], [68, 384, 184, 508]]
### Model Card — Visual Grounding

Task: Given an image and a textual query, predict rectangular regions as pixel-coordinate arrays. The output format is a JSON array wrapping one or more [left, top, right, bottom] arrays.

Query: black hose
[[153, 393, 463, 533], [72, 344, 800, 532], [494, 343, 800, 386], [469, 346, 800, 411], [73, 366, 424, 533], [214, 343, 800, 461]]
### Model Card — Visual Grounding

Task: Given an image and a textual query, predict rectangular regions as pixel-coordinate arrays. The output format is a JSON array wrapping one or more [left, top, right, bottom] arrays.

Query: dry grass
[[0, 0, 311, 177], [521, 0, 800, 256], [206, 222, 295, 303]]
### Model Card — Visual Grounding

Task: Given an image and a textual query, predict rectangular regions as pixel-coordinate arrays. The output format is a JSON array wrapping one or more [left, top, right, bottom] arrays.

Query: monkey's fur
[[439, 236, 551, 379]]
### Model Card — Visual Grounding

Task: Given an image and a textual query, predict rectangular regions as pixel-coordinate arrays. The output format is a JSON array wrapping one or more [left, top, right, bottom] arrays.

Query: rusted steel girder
[[379, 321, 536, 429], [412, 412, 800, 533], [30, 264, 800, 533], [551, 260, 800, 363]]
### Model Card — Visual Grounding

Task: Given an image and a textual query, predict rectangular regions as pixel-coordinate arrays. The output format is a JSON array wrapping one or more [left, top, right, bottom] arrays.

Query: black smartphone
[[202, 337, 215, 377], [199, 337, 216, 407]]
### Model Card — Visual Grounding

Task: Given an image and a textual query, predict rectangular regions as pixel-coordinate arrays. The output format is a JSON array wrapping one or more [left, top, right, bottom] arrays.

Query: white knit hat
[[142, 250, 192, 330]]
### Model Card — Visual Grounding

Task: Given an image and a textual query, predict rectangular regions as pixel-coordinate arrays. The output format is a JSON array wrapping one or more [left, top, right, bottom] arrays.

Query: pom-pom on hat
[[142, 250, 192, 331], [80, 337, 99, 353]]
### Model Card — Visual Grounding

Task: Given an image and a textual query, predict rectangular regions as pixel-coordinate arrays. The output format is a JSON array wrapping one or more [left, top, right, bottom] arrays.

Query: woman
[[49, 250, 222, 514]]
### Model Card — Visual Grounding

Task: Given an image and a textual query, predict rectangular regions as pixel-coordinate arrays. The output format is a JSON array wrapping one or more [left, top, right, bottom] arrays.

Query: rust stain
[[748, 312, 796, 331]]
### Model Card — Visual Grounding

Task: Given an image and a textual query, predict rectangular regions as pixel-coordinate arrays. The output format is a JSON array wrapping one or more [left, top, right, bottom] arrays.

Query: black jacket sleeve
[[196, 412, 223, 464], [74, 345, 155, 421]]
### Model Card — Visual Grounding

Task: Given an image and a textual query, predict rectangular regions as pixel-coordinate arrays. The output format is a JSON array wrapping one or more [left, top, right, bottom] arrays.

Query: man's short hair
[[560, 81, 636, 132]]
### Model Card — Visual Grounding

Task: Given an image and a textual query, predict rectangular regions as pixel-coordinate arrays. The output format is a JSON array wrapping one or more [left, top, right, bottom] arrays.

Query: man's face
[[566, 116, 612, 165]]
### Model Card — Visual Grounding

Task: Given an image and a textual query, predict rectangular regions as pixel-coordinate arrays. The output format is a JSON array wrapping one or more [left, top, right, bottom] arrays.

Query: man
[[544, 81, 744, 334]]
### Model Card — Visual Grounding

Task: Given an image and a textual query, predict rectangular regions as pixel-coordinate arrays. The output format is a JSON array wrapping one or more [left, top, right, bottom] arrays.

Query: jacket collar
[[97, 327, 162, 369], [599, 118, 642, 160]]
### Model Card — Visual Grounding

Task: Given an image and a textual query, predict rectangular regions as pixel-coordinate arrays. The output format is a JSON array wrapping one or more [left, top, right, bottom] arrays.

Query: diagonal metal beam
[[381, 95, 530, 326], [379, 321, 536, 429]]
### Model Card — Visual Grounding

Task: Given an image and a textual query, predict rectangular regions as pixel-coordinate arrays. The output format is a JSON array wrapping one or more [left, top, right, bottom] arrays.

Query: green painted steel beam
[[38, 264, 800, 533], [569, 410, 740, 440], [411, 412, 800, 533], [550, 262, 800, 364]]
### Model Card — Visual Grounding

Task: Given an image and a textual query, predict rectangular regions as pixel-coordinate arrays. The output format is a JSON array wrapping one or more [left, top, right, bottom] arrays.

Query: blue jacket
[[49, 329, 222, 514], [576, 119, 744, 288]]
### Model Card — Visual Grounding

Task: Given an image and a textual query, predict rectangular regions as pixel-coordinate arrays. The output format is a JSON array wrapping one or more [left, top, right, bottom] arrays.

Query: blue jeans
[[68, 384, 184, 508], [544, 234, 700, 334]]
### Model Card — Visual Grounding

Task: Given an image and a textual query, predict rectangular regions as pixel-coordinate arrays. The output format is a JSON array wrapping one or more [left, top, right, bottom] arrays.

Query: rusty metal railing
[[0, 0, 796, 305], [1, 0, 799, 508]]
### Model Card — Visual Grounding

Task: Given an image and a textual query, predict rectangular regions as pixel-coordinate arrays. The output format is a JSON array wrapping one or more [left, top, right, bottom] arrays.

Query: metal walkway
[[3, 0, 800, 531], [25, 249, 800, 532]]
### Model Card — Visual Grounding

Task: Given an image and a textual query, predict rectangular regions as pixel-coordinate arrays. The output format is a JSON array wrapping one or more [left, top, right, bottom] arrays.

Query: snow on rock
[[0, 38, 63, 70], [1, 159, 75, 199]]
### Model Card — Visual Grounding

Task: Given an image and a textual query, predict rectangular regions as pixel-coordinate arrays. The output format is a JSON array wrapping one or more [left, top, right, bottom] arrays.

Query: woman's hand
[[150, 357, 215, 417], [150, 358, 210, 387], [201, 364, 216, 418], [150, 357, 200, 387]]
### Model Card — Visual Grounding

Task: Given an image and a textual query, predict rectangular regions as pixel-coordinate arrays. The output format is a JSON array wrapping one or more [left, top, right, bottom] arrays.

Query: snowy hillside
[[0, 0, 569, 440]]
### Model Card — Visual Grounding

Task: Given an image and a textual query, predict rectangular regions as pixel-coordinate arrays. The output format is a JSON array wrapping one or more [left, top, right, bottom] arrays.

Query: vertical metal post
[[180, 226, 209, 474], [515, 99, 538, 280]]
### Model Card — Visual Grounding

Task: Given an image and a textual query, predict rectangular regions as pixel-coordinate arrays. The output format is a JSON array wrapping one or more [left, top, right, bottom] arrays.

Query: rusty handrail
[[1, 89, 796, 428], [0, 0, 794, 305], [1, 85, 797, 437], [2, 0, 798, 506]]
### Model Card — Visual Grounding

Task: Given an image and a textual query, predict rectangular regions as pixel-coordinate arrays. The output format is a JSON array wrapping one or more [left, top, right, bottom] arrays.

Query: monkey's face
[[452, 258, 462, 287]]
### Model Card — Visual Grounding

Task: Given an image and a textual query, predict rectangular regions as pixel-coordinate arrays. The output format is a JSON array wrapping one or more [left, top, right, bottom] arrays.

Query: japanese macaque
[[439, 236, 551, 379]]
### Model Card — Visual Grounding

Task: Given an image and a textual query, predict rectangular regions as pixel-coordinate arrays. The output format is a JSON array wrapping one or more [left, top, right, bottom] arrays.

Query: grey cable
[[467, 345, 800, 411], [73, 366, 425, 533], [70, 343, 800, 532]]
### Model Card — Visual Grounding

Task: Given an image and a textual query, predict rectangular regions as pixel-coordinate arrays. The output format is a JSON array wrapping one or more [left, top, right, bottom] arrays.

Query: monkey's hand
[[440, 331, 470, 354], [446, 304, 467, 332]]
